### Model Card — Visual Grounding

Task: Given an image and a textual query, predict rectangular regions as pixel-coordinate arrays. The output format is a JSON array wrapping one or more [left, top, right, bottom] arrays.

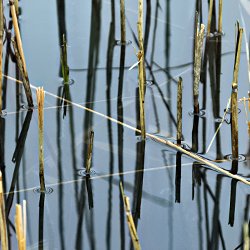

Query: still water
[[1, 0, 250, 249]]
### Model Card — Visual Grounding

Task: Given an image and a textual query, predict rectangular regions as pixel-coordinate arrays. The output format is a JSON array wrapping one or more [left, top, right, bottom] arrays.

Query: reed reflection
[[6, 110, 33, 215], [105, 0, 115, 247]]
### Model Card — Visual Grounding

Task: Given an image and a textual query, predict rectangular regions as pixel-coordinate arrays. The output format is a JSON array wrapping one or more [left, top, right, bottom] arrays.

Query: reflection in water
[[132, 140, 146, 227], [39, 192, 45, 250], [105, 0, 115, 248], [56, 87, 65, 250], [144, 0, 151, 56], [6, 111, 33, 215], [56, 0, 67, 77], [117, 42, 126, 250], [192, 114, 199, 153], [228, 179, 238, 227], [86, 176, 94, 209], [175, 152, 181, 203]]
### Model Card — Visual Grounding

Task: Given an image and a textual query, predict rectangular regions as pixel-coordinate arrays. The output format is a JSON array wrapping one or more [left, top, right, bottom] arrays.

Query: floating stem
[[177, 77, 183, 145], [120, 0, 126, 43], [137, 0, 146, 140], [120, 182, 141, 250], [36, 87, 45, 192], [0, 171, 8, 250], [193, 23, 205, 113], [86, 130, 94, 174], [231, 24, 243, 160]]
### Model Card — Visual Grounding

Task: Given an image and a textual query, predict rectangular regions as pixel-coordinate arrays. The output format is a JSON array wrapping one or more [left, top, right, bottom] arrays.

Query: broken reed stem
[[61, 34, 69, 84], [207, 0, 214, 36], [12, 38, 33, 107], [15, 203, 26, 250], [0, 0, 3, 114], [218, 0, 223, 33], [177, 77, 183, 145], [0, 171, 8, 250], [193, 23, 205, 113], [36, 87, 45, 192], [120, 182, 141, 250], [137, 0, 146, 140], [86, 130, 94, 174], [120, 0, 126, 43], [231, 25, 243, 160], [10, 0, 26, 73]]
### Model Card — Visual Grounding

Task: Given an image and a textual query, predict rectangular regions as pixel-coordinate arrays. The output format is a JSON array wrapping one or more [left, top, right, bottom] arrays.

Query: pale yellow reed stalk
[[36, 87, 45, 192], [120, 182, 141, 250], [15, 203, 26, 250], [0, 171, 8, 250]]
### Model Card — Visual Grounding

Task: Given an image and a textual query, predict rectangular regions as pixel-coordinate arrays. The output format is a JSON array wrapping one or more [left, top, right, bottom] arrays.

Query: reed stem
[[137, 0, 146, 140], [120, 182, 141, 250], [120, 0, 126, 43], [218, 0, 223, 33], [207, 0, 214, 36], [12, 38, 34, 107], [15, 203, 26, 250], [0, 171, 8, 250], [193, 23, 205, 113], [244, 222, 250, 250], [86, 130, 94, 174], [36, 87, 45, 192], [177, 77, 183, 145], [0, 0, 3, 114], [60, 34, 69, 84], [10, 0, 26, 72], [231, 24, 243, 159]]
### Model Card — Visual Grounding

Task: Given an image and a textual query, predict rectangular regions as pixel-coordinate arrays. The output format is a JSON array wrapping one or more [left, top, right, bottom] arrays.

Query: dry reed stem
[[177, 77, 183, 144], [14, 0, 19, 15], [4, 74, 250, 186], [207, 0, 214, 36], [218, 0, 223, 33], [137, 0, 146, 140], [120, 0, 126, 43], [86, 130, 94, 174], [36, 87, 45, 192], [0, 171, 8, 250], [193, 23, 205, 113], [244, 222, 250, 250], [231, 26, 243, 159], [15, 204, 26, 250], [10, 0, 26, 72], [12, 38, 33, 107], [120, 182, 141, 250]]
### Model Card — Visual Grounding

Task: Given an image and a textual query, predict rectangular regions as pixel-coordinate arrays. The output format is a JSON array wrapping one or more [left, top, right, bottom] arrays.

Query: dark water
[[1, 0, 250, 249]]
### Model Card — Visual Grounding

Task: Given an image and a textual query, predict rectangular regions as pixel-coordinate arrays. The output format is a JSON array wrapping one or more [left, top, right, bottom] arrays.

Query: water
[[1, 0, 250, 249]]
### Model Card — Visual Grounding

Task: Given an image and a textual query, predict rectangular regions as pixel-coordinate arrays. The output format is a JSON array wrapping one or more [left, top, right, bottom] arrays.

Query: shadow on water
[[105, 0, 115, 248]]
